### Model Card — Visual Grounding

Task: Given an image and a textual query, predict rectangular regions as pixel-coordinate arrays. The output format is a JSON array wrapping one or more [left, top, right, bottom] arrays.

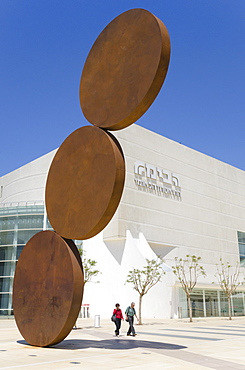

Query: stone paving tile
[[1, 317, 245, 369]]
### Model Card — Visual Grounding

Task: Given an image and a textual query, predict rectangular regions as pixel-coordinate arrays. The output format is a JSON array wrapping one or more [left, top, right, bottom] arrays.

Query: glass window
[[46, 218, 53, 230], [0, 231, 15, 246], [237, 231, 245, 265], [17, 215, 43, 230], [0, 216, 17, 231], [17, 230, 39, 245], [232, 291, 244, 316], [16, 206, 43, 215], [0, 204, 45, 316], [220, 291, 229, 317], [178, 288, 188, 318], [0, 246, 15, 261], [0, 293, 10, 309], [190, 289, 204, 317], [0, 207, 18, 216], [238, 231, 245, 244], [239, 244, 245, 256], [17, 246, 24, 260], [0, 277, 12, 292], [240, 257, 245, 268], [0, 261, 16, 277], [204, 290, 219, 317], [180, 287, 245, 318]]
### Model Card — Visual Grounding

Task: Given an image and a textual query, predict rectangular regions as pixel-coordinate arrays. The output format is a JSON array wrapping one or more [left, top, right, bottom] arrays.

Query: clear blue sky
[[1, 0, 245, 176]]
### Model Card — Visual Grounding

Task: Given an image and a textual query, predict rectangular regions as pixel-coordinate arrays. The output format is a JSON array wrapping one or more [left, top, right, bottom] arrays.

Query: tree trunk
[[187, 295, 192, 322], [138, 294, 143, 325], [228, 296, 232, 320]]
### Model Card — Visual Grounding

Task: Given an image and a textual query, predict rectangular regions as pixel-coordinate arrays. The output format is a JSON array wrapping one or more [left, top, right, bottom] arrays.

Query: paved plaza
[[0, 316, 245, 369]]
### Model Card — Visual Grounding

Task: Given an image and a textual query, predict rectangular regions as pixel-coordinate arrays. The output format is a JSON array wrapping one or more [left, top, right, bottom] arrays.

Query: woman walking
[[112, 303, 124, 336]]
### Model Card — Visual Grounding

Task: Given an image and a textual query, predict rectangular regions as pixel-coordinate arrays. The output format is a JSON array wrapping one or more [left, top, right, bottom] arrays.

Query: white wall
[[83, 230, 172, 319], [0, 150, 56, 205], [107, 124, 245, 268], [1, 124, 245, 319]]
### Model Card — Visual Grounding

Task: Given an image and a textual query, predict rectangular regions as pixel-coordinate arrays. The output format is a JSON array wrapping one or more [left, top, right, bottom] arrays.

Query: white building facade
[[1, 124, 245, 319]]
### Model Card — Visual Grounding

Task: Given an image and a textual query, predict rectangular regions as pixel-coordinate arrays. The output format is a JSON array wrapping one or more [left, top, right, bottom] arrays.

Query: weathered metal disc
[[13, 231, 84, 347], [45, 126, 125, 240], [80, 8, 170, 130]]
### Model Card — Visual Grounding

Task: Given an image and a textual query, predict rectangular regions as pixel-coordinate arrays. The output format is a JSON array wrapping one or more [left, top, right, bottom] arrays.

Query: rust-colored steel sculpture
[[13, 231, 84, 347], [13, 8, 171, 347], [45, 126, 125, 240], [80, 8, 170, 131]]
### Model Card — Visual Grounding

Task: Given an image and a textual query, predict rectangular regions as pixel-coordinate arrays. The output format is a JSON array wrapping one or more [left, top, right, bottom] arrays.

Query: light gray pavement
[[1, 316, 245, 369]]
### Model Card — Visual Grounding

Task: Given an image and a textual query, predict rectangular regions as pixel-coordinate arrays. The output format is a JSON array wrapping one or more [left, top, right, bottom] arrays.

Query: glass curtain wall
[[0, 203, 52, 316], [204, 290, 219, 317], [238, 231, 245, 267], [179, 288, 245, 318], [189, 289, 205, 317]]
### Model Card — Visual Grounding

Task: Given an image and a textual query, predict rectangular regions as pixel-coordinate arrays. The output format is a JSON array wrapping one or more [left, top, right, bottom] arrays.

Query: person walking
[[125, 302, 138, 336], [112, 303, 124, 336]]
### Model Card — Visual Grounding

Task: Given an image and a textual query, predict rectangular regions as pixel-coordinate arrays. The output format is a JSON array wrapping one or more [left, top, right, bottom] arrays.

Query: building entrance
[[204, 290, 219, 317], [180, 288, 245, 318]]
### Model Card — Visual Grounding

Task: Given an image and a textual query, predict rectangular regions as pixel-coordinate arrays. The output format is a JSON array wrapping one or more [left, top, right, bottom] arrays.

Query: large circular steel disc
[[80, 8, 170, 130], [13, 231, 84, 347], [45, 126, 125, 240]]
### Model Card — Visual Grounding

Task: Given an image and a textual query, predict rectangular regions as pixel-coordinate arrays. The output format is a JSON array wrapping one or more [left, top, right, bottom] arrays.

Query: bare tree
[[77, 245, 100, 285], [172, 255, 206, 322], [126, 257, 166, 325], [214, 258, 245, 320]]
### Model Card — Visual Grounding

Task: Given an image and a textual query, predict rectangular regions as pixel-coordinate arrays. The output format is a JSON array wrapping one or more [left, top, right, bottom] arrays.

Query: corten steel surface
[[13, 9, 171, 348], [13, 231, 84, 347], [80, 8, 170, 131], [45, 125, 125, 240]]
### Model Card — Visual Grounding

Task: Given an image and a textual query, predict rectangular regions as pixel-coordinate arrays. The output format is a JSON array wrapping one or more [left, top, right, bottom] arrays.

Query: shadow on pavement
[[18, 339, 187, 351]]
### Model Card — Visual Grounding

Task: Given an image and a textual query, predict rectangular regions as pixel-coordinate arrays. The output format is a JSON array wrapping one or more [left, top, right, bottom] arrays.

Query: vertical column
[[217, 290, 221, 317], [43, 207, 47, 231], [231, 294, 234, 316], [243, 292, 245, 315], [203, 289, 206, 317]]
